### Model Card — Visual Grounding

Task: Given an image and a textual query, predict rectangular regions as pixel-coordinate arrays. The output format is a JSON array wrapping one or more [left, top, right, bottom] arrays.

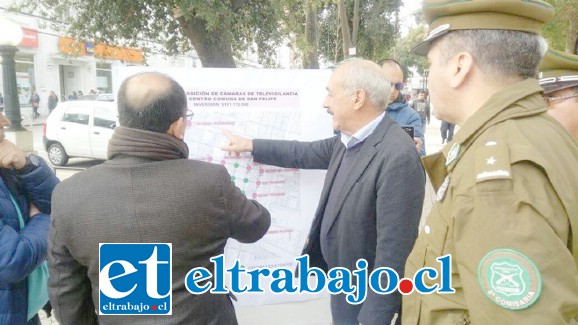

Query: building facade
[[0, 8, 197, 115]]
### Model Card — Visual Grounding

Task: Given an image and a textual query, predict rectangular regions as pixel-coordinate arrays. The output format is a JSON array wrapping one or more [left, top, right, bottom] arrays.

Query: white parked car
[[78, 93, 114, 101], [43, 100, 118, 166], [96, 93, 114, 102]]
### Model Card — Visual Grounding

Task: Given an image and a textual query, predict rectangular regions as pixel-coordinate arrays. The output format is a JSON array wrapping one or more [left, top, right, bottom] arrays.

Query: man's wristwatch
[[16, 154, 41, 175]]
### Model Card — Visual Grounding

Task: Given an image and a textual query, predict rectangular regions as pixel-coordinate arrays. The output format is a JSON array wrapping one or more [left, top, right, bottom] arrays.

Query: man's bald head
[[378, 59, 404, 104], [118, 72, 187, 133], [123, 73, 174, 109], [380, 60, 404, 80]]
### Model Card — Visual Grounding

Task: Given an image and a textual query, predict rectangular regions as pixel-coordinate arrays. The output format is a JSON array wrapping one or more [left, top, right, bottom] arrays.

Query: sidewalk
[[18, 105, 49, 127]]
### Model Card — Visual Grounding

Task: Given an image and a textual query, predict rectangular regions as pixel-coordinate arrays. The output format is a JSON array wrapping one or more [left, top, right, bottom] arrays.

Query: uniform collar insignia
[[437, 176, 450, 201], [445, 143, 461, 167]]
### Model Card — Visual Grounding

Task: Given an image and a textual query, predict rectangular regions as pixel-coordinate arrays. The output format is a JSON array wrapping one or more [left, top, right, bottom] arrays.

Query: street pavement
[[34, 113, 451, 325]]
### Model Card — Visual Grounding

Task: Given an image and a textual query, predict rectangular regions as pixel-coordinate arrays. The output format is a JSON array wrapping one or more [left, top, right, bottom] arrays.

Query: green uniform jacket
[[403, 79, 578, 324]]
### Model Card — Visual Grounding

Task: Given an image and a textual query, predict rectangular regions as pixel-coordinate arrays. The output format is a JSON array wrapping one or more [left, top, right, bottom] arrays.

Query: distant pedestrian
[[0, 91, 3, 112], [378, 59, 426, 156], [48, 91, 58, 115], [29, 90, 40, 119], [409, 91, 430, 128], [440, 120, 455, 144], [68, 91, 78, 101]]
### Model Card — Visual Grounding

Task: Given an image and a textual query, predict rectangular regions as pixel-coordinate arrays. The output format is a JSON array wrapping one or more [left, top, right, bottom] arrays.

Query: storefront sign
[[94, 44, 143, 63], [19, 28, 38, 48], [58, 36, 86, 56], [58, 36, 143, 63]]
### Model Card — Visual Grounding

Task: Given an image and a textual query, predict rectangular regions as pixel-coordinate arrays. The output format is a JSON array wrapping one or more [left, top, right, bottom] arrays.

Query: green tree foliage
[[376, 8, 428, 79], [15, 0, 407, 68], [384, 25, 428, 79], [279, 0, 322, 68], [15, 0, 286, 67], [318, 0, 401, 64], [543, 0, 578, 53], [277, 0, 402, 68]]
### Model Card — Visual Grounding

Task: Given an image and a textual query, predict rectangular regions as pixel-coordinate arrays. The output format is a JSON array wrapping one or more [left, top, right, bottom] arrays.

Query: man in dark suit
[[48, 72, 271, 325], [223, 59, 425, 325]]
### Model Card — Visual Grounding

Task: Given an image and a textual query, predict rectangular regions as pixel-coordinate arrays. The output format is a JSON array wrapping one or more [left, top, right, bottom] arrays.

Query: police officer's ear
[[352, 89, 367, 111], [449, 52, 474, 89], [167, 117, 186, 140]]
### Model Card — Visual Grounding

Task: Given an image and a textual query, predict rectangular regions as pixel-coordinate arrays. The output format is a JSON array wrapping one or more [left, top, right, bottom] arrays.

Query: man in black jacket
[[223, 59, 425, 325]]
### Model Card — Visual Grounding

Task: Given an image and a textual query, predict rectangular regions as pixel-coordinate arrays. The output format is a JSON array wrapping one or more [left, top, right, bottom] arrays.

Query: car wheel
[[48, 143, 69, 166]]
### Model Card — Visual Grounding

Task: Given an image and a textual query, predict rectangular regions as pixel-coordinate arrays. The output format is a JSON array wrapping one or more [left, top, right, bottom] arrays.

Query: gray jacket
[[48, 156, 271, 325]]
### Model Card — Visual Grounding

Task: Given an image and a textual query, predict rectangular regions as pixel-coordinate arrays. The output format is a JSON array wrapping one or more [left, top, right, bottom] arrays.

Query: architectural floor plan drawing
[[114, 67, 333, 305]]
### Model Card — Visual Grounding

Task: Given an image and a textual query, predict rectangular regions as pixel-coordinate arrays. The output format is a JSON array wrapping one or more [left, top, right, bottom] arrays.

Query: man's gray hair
[[438, 30, 548, 80], [336, 58, 391, 110]]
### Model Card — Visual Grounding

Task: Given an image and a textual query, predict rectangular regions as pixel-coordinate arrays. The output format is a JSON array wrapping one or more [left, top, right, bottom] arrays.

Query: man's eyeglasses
[[544, 93, 578, 103], [392, 82, 404, 91], [185, 109, 195, 120]]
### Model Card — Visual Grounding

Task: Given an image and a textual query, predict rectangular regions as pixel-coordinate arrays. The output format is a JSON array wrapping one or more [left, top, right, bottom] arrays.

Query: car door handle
[[60, 127, 66, 130], [93, 131, 100, 135]]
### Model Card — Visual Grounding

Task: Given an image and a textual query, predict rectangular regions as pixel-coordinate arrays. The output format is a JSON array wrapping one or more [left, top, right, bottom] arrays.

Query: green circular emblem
[[478, 249, 541, 310]]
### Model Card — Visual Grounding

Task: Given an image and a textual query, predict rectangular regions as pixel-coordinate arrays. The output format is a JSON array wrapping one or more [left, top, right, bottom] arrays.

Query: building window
[[15, 54, 35, 106], [96, 62, 112, 94]]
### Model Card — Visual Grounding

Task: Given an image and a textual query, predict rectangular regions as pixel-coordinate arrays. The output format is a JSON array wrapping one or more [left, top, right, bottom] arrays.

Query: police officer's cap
[[539, 49, 578, 94], [412, 0, 554, 56]]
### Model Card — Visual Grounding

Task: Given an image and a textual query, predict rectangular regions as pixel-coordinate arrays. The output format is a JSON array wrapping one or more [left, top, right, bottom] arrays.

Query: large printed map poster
[[113, 67, 333, 306]]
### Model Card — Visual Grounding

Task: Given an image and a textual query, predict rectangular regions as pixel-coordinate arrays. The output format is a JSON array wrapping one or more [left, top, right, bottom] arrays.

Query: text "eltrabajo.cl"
[[185, 254, 455, 304]]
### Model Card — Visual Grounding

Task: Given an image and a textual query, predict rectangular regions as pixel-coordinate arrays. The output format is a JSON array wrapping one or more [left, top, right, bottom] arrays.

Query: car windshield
[[78, 94, 99, 100], [76, 94, 114, 101], [96, 94, 114, 102]]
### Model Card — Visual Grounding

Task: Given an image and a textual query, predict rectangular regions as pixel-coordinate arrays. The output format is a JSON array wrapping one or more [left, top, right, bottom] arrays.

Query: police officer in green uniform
[[403, 0, 578, 324], [540, 49, 578, 140]]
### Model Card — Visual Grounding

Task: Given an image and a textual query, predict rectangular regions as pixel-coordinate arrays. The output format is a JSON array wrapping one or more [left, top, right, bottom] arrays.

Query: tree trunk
[[394, 6, 399, 35], [303, 0, 319, 69], [335, 25, 341, 62], [565, 16, 578, 54], [337, 0, 352, 58], [352, 0, 360, 46], [177, 16, 236, 68]]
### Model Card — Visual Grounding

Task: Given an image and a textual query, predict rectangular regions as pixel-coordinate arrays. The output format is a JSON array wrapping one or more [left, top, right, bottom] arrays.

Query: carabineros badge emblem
[[478, 249, 541, 310]]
